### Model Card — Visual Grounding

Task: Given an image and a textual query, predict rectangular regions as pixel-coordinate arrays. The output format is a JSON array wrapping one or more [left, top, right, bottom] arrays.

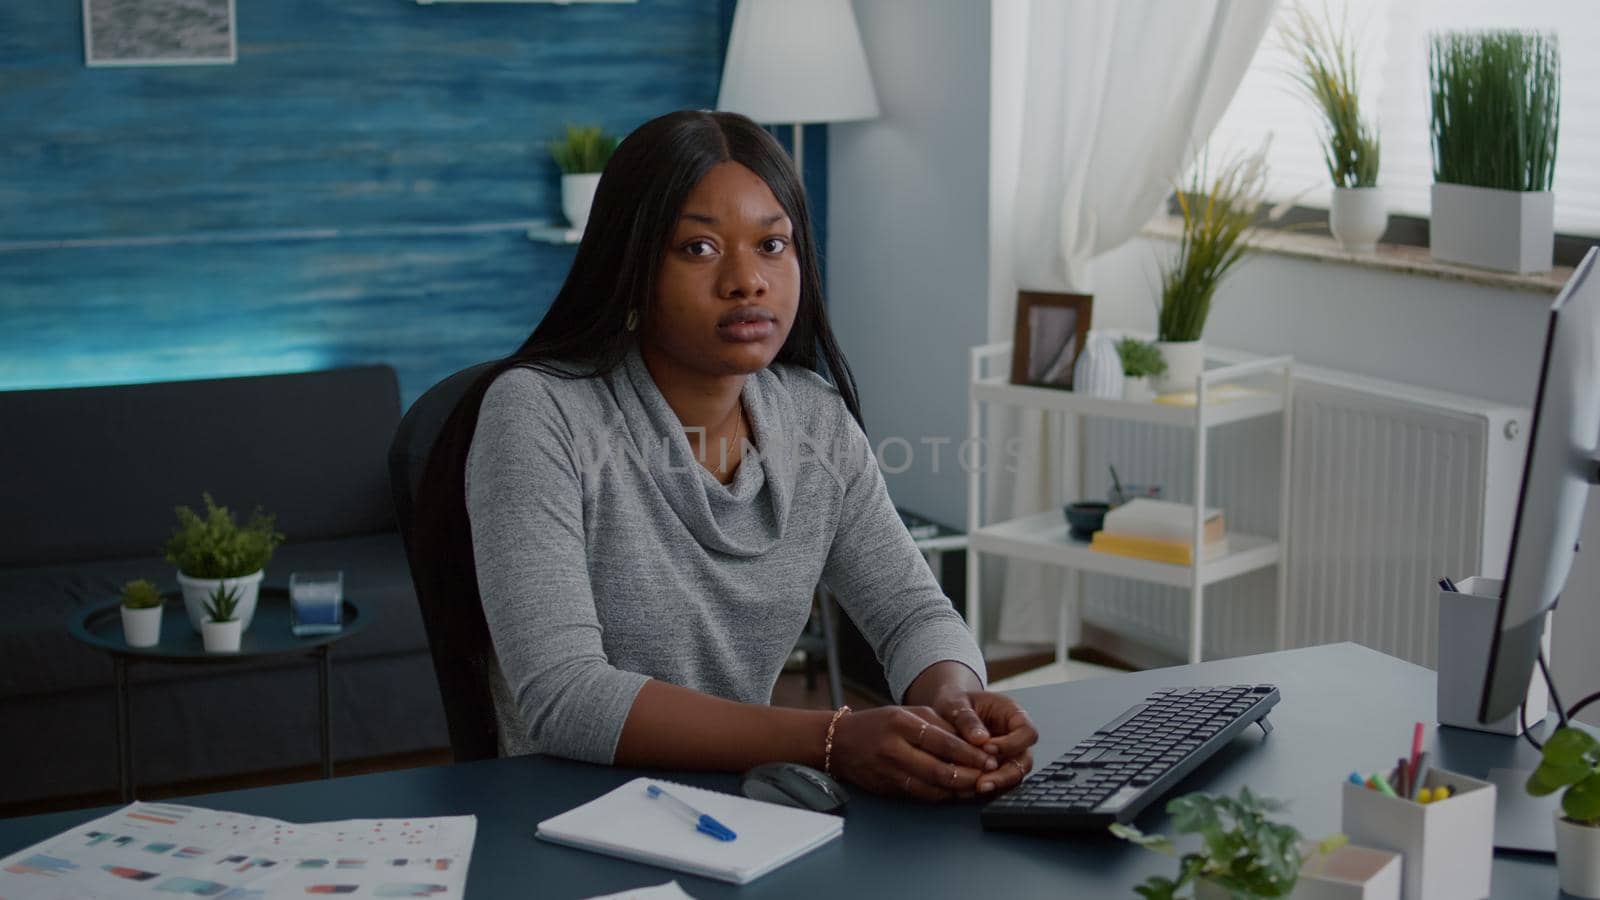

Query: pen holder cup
[[1436, 576, 1549, 735], [1341, 769, 1495, 900], [1291, 842, 1401, 900]]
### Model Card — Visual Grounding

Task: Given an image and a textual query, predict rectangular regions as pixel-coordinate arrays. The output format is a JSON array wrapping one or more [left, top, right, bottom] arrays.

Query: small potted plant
[[163, 492, 283, 634], [1428, 30, 1560, 274], [1117, 337, 1168, 403], [548, 123, 619, 233], [200, 583, 244, 654], [119, 579, 165, 648], [1113, 786, 1345, 899], [1283, 4, 1383, 253], [1527, 726, 1600, 897], [1155, 147, 1269, 393]]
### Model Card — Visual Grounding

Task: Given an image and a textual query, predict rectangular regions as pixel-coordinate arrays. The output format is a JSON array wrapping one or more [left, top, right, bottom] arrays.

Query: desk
[[0, 644, 1560, 898]]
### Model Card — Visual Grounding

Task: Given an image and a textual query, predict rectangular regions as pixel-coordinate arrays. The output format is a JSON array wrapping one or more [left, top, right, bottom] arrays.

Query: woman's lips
[[717, 319, 777, 342]]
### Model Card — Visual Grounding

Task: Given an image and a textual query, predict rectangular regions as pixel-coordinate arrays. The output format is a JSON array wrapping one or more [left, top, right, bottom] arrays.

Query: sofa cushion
[[0, 532, 432, 701], [0, 366, 400, 568]]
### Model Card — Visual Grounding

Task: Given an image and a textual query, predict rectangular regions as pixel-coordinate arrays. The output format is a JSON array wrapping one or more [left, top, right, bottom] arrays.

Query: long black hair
[[407, 110, 861, 756]]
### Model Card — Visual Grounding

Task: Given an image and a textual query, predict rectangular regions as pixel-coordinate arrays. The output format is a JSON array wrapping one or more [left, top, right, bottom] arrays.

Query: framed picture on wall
[[83, 0, 237, 67], [1010, 291, 1094, 390]]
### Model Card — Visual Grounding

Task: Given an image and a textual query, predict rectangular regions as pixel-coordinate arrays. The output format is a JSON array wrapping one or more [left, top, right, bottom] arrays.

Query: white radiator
[[1077, 364, 1527, 669]]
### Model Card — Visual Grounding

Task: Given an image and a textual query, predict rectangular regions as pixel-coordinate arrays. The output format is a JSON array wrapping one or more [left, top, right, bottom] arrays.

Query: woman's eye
[[761, 237, 790, 254], [684, 240, 716, 257]]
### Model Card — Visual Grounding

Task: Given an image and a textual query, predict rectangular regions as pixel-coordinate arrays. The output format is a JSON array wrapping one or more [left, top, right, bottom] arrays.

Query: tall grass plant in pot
[[1155, 149, 1269, 393], [1429, 30, 1560, 274], [1283, 3, 1383, 253], [164, 493, 283, 633], [549, 124, 618, 233]]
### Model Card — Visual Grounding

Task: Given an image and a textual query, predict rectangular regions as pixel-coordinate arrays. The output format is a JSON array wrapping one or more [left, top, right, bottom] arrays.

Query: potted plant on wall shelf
[[1155, 148, 1269, 393], [1429, 30, 1560, 274], [1113, 786, 1347, 899], [1284, 3, 1383, 253], [164, 493, 283, 635], [1527, 726, 1600, 897], [548, 123, 619, 234], [120, 579, 164, 648], [1117, 337, 1167, 402], [200, 583, 244, 654]]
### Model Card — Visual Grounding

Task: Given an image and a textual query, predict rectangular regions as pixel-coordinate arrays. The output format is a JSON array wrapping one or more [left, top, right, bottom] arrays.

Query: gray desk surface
[[0, 643, 1565, 898]]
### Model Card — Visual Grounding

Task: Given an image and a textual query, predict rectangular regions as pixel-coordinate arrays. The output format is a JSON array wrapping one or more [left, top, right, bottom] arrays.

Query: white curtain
[[990, 0, 1277, 645]]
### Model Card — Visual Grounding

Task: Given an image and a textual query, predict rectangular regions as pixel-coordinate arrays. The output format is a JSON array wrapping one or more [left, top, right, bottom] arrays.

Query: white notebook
[[536, 777, 844, 885]]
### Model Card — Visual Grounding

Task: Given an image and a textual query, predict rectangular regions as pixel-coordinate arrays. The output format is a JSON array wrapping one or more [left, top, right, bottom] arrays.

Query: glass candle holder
[[289, 571, 344, 637]]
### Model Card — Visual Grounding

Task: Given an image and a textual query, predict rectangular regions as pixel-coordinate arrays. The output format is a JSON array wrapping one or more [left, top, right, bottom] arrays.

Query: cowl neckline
[[611, 344, 796, 557]]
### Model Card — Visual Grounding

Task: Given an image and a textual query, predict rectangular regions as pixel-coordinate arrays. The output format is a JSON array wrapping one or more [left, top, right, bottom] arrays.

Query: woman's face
[[645, 161, 800, 377]]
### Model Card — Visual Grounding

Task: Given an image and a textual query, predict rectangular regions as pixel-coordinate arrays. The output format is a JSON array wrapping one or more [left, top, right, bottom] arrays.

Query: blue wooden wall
[[0, 0, 828, 407]]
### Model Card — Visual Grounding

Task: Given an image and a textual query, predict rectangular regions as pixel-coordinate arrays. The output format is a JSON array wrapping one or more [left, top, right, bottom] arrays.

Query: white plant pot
[[201, 619, 243, 654], [1330, 186, 1387, 254], [561, 173, 602, 232], [1430, 182, 1554, 274], [1123, 376, 1156, 403], [120, 605, 163, 648], [1557, 814, 1600, 899], [1153, 340, 1205, 394], [177, 570, 263, 633]]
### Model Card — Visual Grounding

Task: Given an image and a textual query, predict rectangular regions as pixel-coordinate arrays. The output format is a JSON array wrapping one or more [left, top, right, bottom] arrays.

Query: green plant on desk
[[1111, 786, 1345, 899], [163, 492, 283, 579], [548, 124, 619, 175], [202, 583, 242, 624], [120, 579, 163, 610], [1117, 338, 1168, 379], [1527, 727, 1600, 825]]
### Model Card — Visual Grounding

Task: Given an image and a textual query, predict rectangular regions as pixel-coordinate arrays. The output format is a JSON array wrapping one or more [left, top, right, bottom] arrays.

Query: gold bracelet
[[824, 705, 852, 775]]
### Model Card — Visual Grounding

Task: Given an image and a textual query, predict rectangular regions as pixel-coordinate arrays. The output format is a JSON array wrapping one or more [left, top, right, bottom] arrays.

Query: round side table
[[68, 588, 365, 801]]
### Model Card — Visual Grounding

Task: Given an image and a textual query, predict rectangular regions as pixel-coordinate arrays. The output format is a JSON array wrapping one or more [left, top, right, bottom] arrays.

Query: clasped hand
[[828, 690, 1037, 801]]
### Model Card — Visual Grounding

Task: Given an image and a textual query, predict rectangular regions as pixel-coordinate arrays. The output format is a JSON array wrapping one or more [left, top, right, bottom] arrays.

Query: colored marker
[[1371, 772, 1399, 799]]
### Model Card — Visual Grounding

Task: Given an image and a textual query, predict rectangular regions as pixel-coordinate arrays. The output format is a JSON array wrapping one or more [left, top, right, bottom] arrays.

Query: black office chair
[[389, 361, 501, 762]]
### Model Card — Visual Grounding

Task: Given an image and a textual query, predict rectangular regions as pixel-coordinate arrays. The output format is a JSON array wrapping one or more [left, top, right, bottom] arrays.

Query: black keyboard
[[981, 684, 1280, 832]]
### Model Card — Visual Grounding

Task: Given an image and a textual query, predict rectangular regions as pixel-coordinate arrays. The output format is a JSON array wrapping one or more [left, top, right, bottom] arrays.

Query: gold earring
[[624, 309, 639, 332]]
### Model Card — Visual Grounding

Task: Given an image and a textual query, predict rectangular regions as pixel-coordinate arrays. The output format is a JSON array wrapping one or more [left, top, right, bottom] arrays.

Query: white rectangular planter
[[1341, 769, 1495, 900], [1430, 183, 1554, 275], [1436, 576, 1550, 735]]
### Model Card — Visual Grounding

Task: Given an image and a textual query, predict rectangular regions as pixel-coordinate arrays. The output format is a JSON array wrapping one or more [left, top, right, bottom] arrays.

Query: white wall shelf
[[964, 341, 1294, 667]]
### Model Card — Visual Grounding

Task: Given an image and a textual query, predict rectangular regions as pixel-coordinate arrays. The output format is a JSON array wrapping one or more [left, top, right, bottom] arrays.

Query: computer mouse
[[740, 762, 849, 815]]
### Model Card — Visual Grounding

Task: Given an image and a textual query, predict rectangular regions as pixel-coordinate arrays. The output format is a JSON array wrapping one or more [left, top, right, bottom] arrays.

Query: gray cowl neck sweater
[[466, 343, 984, 764]]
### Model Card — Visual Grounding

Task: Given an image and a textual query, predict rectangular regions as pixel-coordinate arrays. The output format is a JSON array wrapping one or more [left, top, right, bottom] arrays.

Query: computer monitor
[[1480, 246, 1600, 725]]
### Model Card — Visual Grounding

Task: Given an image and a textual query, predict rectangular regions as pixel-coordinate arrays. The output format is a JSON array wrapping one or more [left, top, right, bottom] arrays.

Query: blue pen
[[646, 784, 737, 842]]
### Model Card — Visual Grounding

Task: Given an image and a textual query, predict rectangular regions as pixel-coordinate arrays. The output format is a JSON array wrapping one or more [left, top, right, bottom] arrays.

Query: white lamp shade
[[716, 0, 880, 125]]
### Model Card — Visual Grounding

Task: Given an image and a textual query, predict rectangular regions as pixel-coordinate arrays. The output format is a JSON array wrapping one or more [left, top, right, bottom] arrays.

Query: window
[[1207, 0, 1600, 237]]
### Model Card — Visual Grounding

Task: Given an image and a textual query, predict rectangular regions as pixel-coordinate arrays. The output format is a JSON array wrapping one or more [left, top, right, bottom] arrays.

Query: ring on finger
[[1011, 758, 1028, 774], [904, 775, 913, 792], [916, 722, 928, 746]]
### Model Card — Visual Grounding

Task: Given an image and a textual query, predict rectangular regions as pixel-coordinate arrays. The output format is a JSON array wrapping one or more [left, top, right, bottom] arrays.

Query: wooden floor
[[3, 658, 1061, 820]]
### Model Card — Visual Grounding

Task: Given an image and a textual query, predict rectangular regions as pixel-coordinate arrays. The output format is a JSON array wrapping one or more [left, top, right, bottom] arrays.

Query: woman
[[421, 109, 1036, 801]]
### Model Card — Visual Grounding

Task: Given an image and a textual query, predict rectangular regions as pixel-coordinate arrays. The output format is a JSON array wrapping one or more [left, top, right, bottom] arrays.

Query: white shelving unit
[[964, 341, 1294, 667]]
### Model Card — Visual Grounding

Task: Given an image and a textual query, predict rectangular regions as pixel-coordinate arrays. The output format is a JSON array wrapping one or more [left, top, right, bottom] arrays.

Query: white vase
[[1154, 340, 1205, 394], [1557, 814, 1600, 899], [1073, 332, 1124, 398], [561, 173, 602, 232], [120, 605, 163, 648], [1123, 376, 1155, 403], [1430, 182, 1554, 274], [201, 619, 243, 654], [177, 570, 263, 633], [1330, 186, 1387, 254]]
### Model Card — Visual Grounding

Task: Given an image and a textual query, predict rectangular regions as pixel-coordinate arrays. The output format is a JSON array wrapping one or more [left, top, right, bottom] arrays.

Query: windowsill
[[1141, 215, 1572, 296]]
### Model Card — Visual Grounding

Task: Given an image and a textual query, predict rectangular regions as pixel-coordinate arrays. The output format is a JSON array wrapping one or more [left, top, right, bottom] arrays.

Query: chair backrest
[[389, 361, 500, 761]]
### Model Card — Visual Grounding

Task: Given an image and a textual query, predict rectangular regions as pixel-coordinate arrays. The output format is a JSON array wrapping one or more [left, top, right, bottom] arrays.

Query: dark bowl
[[1064, 501, 1111, 540]]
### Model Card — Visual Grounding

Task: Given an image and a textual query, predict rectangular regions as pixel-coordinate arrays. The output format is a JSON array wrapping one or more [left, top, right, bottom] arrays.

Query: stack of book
[[1089, 498, 1229, 565]]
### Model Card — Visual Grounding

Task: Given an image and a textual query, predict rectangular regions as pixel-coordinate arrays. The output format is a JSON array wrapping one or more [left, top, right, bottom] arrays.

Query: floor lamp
[[716, 0, 879, 181]]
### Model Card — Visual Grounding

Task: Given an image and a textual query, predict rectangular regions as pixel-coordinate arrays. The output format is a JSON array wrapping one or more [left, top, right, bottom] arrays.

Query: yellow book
[[1090, 531, 1230, 565]]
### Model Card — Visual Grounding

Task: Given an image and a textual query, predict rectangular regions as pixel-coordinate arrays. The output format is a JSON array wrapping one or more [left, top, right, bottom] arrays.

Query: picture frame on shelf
[[83, 0, 237, 68], [1010, 291, 1093, 390]]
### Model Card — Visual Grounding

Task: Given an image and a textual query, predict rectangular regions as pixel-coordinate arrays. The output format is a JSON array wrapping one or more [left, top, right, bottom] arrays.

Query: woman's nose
[[719, 251, 768, 298]]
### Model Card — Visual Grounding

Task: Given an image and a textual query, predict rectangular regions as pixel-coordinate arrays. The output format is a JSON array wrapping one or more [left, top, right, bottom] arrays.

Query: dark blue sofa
[[0, 367, 448, 810]]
